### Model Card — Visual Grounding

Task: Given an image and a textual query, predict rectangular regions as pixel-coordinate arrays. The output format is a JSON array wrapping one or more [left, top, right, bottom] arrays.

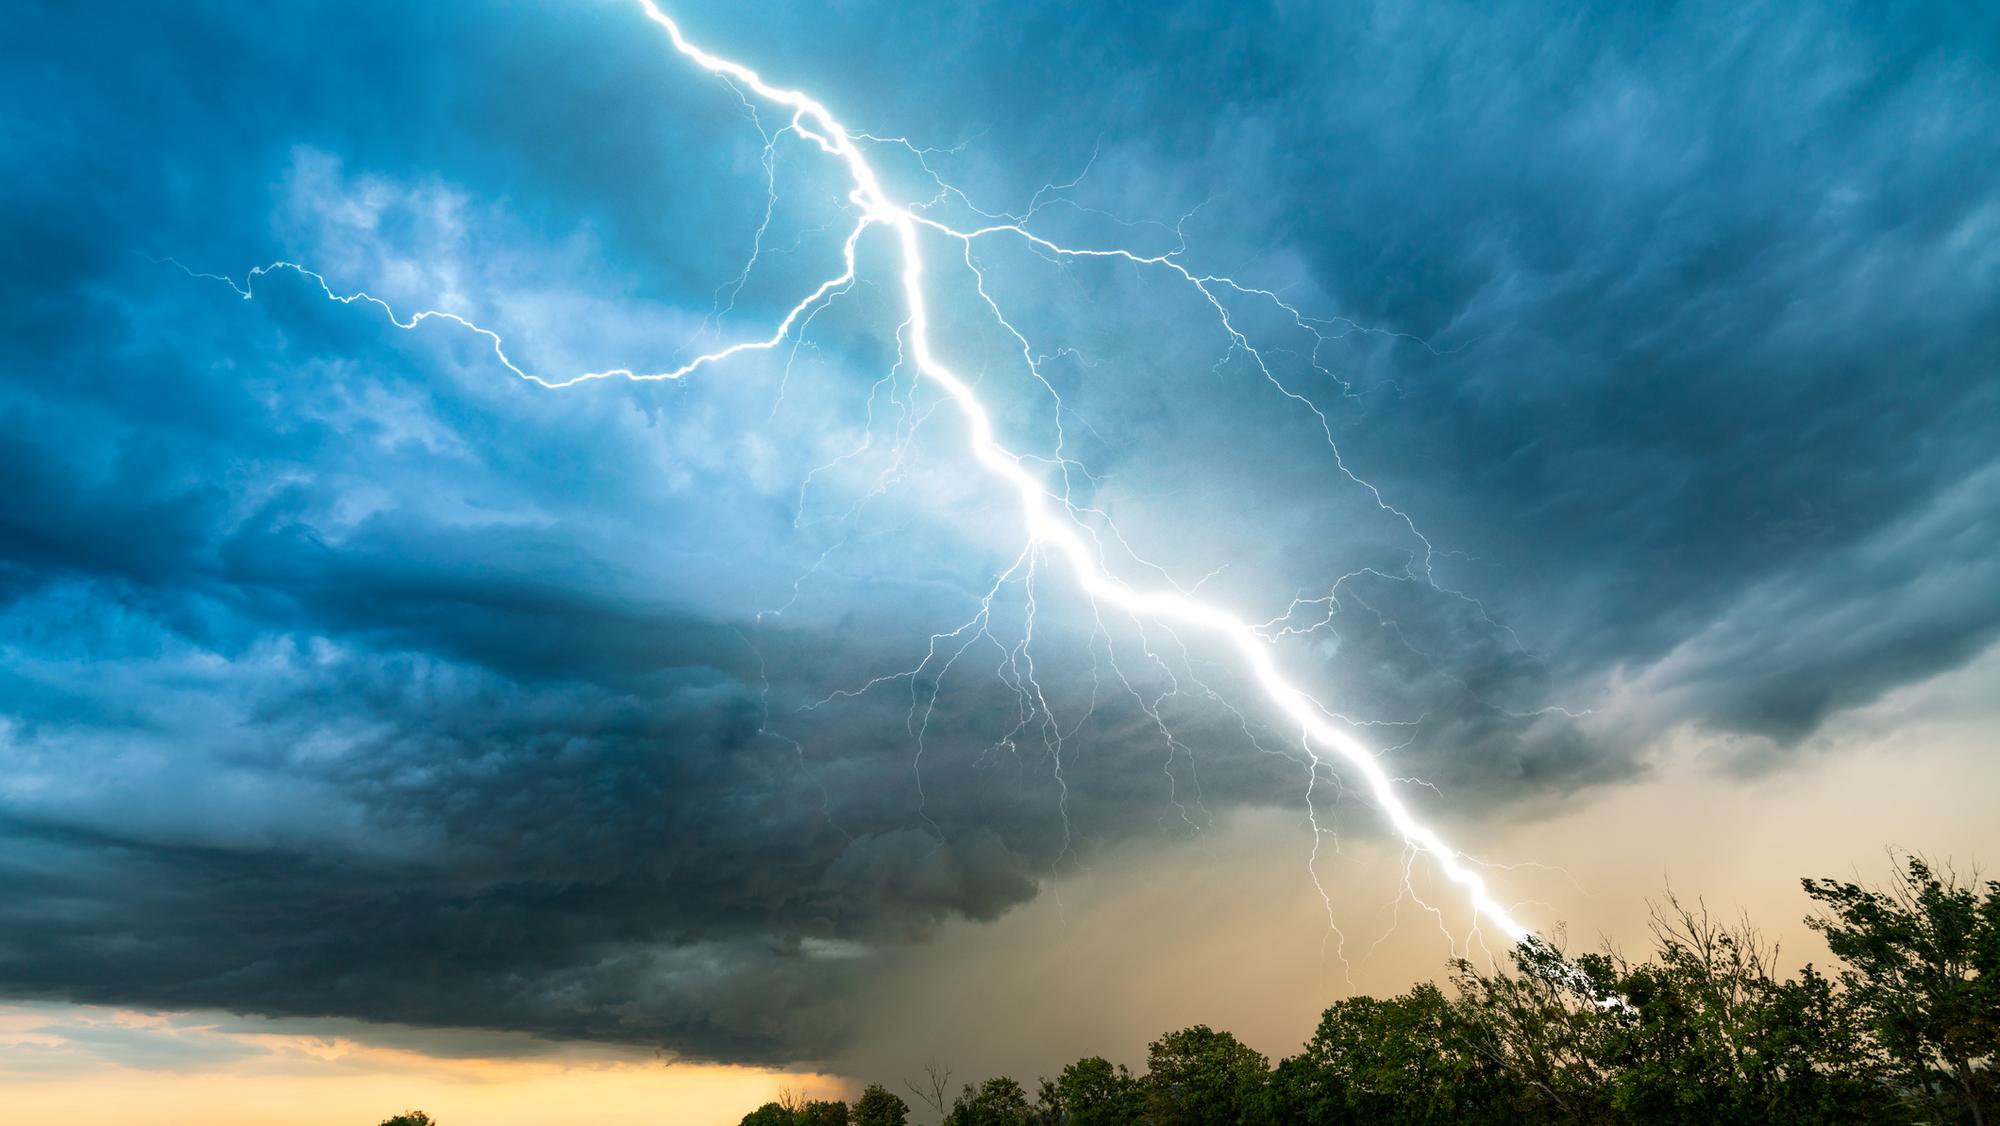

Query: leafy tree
[[1145, 1024, 1270, 1125], [1449, 939, 1626, 1124], [944, 1076, 1033, 1126], [1045, 1055, 1146, 1125], [741, 1103, 796, 1126], [1268, 982, 1523, 1125], [1807, 856, 1998, 1125], [1603, 897, 1897, 1124], [740, 1096, 849, 1126], [1033, 1075, 1063, 1125], [1749, 962, 1904, 1123], [1448, 899, 1907, 1126], [379, 1114, 437, 1126], [854, 1082, 911, 1126]]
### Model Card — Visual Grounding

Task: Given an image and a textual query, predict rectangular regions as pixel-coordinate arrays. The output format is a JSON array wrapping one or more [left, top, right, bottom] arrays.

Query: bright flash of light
[[192, 0, 1539, 951]]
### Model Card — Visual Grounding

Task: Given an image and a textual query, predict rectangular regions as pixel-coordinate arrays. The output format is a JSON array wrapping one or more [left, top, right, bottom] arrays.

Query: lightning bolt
[[189, 1, 1539, 952]]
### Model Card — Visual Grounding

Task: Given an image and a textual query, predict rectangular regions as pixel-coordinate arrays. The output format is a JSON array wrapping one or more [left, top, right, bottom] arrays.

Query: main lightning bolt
[[192, 2, 1537, 950]]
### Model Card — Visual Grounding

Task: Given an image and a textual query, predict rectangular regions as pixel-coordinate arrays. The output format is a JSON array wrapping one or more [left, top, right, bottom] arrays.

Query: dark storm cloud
[[1232, 0, 2000, 743], [0, 0, 1993, 1065], [976, 0, 1998, 749]]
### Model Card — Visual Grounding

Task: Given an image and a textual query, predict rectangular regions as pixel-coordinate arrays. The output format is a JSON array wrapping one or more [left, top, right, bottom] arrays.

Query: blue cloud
[[0, 0, 1993, 1063]]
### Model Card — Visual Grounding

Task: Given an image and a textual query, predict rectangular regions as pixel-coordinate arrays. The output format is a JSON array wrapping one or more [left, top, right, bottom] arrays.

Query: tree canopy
[[855, 1083, 912, 1126]]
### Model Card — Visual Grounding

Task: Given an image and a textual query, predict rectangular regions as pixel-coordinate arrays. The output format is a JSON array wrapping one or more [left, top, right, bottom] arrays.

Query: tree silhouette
[[943, 1075, 1032, 1126], [855, 1082, 911, 1126], [1807, 855, 1997, 1125], [1144, 1025, 1269, 1126], [1047, 1055, 1147, 1125]]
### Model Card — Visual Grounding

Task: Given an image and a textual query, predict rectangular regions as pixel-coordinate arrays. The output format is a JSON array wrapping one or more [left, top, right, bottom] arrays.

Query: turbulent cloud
[[0, 0, 1993, 1065]]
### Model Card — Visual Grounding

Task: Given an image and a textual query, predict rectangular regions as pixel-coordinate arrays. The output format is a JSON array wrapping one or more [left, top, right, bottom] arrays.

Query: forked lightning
[[192, 0, 1538, 951]]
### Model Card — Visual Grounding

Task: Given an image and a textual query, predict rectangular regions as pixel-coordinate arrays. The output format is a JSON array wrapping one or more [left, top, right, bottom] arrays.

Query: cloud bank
[[0, 0, 1993, 1063]]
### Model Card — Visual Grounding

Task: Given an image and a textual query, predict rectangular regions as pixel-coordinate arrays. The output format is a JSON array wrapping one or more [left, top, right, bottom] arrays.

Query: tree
[[906, 1060, 955, 1121], [1268, 982, 1523, 1125], [379, 1114, 436, 1126], [1750, 962, 1903, 1123], [1604, 896, 1896, 1124], [1449, 900, 1901, 1126], [1145, 1025, 1270, 1125], [1046, 1055, 1146, 1126], [741, 1103, 795, 1126], [1806, 856, 1998, 1125], [1448, 936, 1627, 1124], [740, 1094, 850, 1126], [944, 1076, 1033, 1126], [855, 1083, 911, 1126]]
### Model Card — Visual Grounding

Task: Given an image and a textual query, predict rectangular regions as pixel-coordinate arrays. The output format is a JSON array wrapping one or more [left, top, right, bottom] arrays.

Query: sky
[[2, 0, 1997, 1122]]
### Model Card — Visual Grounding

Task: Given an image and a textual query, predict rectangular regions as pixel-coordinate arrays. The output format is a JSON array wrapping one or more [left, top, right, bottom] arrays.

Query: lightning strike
[[191, 0, 1544, 953]]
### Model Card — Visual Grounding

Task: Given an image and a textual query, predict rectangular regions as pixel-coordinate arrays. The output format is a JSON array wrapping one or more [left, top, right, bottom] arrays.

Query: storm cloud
[[1, 0, 1993, 1065]]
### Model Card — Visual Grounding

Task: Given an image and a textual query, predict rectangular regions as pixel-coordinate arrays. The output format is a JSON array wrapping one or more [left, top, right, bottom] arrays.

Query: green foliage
[[1144, 1024, 1270, 1126], [943, 1075, 1033, 1126], [1806, 856, 1997, 1124], [1602, 901, 1896, 1124], [378, 1114, 436, 1126], [854, 1082, 910, 1126], [1268, 982, 1524, 1125], [1046, 1055, 1147, 1125], [1448, 901, 1908, 1126], [738, 1096, 848, 1126]]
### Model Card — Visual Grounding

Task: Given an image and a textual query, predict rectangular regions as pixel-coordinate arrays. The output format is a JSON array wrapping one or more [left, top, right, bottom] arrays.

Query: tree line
[[725, 854, 1997, 1126]]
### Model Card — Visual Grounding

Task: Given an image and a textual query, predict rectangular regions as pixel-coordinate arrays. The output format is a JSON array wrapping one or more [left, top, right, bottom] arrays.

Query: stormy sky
[[3, 0, 1996, 1095]]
